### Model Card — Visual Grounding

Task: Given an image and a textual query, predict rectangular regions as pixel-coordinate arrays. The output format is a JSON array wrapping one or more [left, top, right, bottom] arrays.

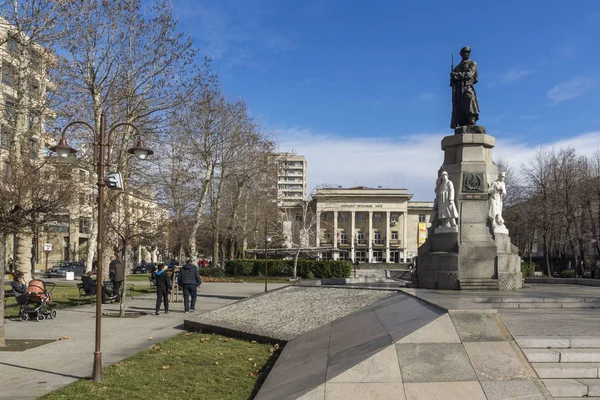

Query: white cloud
[[498, 66, 532, 85], [274, 127, 600, 201], [547, 77, 594, 103]]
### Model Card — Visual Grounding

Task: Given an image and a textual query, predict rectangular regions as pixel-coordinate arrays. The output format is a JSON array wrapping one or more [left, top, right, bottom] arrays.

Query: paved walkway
[[0, 282, 287, 400]]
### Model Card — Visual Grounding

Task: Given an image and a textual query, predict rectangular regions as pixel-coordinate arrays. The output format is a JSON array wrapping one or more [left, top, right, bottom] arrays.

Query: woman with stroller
[[11, 272, 27, 306]]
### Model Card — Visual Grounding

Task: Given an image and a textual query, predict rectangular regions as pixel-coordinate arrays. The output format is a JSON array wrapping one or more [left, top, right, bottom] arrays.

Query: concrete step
[[525, 348, 600, 363], [517, 336, 600, 349], [542, 379, 589, 398], [533, 363, 599, 379]]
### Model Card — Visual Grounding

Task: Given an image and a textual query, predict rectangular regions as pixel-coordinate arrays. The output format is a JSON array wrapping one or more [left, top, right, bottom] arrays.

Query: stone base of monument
[[417, 131, 522, 291]]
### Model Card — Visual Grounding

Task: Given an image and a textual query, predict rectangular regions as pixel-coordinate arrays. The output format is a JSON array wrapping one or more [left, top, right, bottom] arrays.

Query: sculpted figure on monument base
[[489, 172, 507, 230], [450, 46, 480, 128], [433, 171, 459, 230]]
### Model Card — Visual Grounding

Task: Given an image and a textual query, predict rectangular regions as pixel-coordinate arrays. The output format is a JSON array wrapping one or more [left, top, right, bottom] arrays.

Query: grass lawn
[[40, 331, 281, 400]]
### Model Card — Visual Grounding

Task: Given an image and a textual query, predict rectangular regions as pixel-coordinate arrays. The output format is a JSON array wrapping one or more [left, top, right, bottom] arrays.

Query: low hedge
[[559, 269, 577, 278], [520, 262, 536, 278], [224, 259, 352, 279], [198, 267, 225, 277]]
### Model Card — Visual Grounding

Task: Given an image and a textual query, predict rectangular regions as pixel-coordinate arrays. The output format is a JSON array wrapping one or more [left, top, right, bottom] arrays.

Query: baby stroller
[[19, 280, 58, 322]]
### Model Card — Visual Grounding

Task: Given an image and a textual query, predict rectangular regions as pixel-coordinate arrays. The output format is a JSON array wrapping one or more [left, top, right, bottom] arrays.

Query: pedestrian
[[178, 258, 202, 313], [155, 264, 170, 315], [81, 271, 113, 303], [108, 255, 124, 302]]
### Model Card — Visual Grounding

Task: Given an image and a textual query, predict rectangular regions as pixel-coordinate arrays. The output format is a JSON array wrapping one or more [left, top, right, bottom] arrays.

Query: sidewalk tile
[[449, 311, 512, 342], [404, 381, 485, 400], [396, 343, 477, 382], [297, 384, 325, 400], [464, 341, 536, 381], [481, 380, 553, 399], [396, 314, 461, 344], [326, 382, 405, 400], [328, 345, 402, 383]]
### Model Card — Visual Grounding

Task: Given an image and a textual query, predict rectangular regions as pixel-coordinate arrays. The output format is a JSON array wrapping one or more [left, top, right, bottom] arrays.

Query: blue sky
[[171, 0, 600, 199]]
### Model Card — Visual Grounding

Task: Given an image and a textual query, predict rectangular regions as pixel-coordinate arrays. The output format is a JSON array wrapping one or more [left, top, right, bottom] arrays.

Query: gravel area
[[189, 286, 394, 341]]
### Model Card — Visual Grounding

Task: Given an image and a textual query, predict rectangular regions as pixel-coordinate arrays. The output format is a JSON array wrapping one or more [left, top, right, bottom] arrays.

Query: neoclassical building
[[281, 186, 433, 263]]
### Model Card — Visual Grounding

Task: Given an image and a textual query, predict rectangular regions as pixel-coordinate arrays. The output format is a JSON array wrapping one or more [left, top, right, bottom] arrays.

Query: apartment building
[[274, 152, 307, 204]]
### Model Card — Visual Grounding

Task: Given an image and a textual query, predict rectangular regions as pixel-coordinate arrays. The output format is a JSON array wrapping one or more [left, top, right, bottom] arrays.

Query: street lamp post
[[50, 112, 152, 382], [264, 219, 271, 293]]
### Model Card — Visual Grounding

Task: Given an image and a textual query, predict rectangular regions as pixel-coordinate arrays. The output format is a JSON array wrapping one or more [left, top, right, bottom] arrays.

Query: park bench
[[77, 281, 117, 303]]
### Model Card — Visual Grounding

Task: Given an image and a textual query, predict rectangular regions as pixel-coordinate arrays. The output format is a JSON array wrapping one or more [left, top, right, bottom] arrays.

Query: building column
[[333, 210, 339, 260], [385, 211, 390, 263], [350, 211, 355, 262], [403, 211, 408, 262], [368, 211, 373, 263], [315, 211, 321, 248]]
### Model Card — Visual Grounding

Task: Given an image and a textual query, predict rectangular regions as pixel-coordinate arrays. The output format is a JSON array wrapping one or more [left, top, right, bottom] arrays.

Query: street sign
[[44, 243, 52, 252]]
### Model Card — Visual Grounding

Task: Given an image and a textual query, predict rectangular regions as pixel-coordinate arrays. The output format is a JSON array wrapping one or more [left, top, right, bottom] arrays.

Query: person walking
[[109, 255, 124, 302], [155, 264, 170, 315], [178, 259, 202, 313]]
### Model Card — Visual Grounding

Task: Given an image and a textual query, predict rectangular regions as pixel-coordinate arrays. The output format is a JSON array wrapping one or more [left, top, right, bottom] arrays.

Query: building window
[[0, 129, 10, 149], [357, 213, 365, 222], [357, 231, 364, 242], [295, 213, 303, 222], [30, 50, 42, 72], [326, 213, 333, 221], [340, 232, 348, 244], [338, 213, 347, 222], [391, 231, 398, 240], [79, 218, 90, 234], [5, 97, 16, 121], [2, 63, 15, 86], [6, 35, 18, 53], [419, 214, 426, 223], [3, 160, 12, 179], [373, 213, 382, 222], [28, 139, 37, 159], [355, 250, 366, 262], [391, 214, 399, 223]]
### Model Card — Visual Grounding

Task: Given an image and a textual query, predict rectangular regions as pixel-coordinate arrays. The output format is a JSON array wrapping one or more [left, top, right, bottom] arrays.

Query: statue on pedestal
[[450, 46, 480, 128], [434, 171, 459, 231], [489, 172, 507, 232]]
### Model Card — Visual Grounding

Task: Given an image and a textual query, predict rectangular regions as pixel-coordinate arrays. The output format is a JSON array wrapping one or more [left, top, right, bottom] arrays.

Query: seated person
[[81, 272, 114, 303], [10, 272, 28, 305]]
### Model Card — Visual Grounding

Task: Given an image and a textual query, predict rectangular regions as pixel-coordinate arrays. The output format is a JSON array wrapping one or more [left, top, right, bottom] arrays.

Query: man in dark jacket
[[155, 264, 171, 315], [109, 255, 124, 302], [178, 259, 202, 313]]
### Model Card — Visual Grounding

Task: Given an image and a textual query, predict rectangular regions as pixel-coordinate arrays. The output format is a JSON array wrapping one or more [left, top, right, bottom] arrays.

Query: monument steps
[[459, 278, 499, 290], [517, 336, 600, 398]]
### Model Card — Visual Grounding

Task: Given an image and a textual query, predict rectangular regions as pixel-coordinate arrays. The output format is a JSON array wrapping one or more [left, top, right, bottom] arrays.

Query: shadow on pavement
[[0, 361, 84, 380]]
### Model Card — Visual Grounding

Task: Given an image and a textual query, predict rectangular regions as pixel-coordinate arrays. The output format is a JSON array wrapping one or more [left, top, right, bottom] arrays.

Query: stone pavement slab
[[480, 380, 552, 400], [449, 310, 512, 342], [396, 343, 477, 383], [396, 313, 461, 344], [326, 382, 405, 400], [403, 381, 486, 400], [463, 341, 537, 381]]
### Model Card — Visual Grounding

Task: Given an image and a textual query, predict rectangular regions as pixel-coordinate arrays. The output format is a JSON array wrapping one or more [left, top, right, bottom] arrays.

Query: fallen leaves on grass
[[151, 344, 160, 350], [200, 338, 209, 342], [183, 332, 192, 336], [161, 365, 169, 370], [248, 358, 254, 361], [214, 361, 219, 365], [148, 337, 154, 340]]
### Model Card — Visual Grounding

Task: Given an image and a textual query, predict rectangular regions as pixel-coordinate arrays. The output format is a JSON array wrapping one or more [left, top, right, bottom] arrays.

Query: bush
[[559, 269, 577, 278], [253, 259, 287, 276], [520, 262, 536, 278], [225, 260, 254, 276], [296, 260, 352, 279], [198, 267, 225, 277]]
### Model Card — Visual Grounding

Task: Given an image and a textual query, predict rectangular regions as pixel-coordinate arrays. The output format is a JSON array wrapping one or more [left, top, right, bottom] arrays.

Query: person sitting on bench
[[81, 271, 113, 303], [11, 272, 28, 306]]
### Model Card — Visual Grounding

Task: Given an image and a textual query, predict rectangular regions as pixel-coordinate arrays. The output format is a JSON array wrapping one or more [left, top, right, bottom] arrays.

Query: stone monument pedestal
[[417, 130, 522, 290]]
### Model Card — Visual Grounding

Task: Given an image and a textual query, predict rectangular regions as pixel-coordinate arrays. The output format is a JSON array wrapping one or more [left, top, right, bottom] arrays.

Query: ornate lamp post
[[50, 112, 153, 381]]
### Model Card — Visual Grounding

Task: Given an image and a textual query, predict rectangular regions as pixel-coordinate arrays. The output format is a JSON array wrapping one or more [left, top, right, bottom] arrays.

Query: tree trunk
[[16, 230, 33, 281], [0, 233, 6, 347], [120, 239, 127, 318], [189, 161, 214, 260]]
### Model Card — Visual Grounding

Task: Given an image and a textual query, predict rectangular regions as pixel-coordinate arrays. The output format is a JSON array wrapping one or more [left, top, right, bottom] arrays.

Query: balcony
[[373, 239, 385, 246]]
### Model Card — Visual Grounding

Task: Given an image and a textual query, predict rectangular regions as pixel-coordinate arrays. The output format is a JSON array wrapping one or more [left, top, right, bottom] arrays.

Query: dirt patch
[[0, 339, 55, 352]]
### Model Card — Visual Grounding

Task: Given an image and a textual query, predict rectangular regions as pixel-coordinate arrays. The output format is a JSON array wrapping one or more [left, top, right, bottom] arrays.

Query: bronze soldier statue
[[450, 46, 480, 128]]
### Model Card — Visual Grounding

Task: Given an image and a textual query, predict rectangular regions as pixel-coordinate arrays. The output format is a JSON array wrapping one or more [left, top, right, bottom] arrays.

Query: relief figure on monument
[[488, 172, 506, 229], [450, 46, 480, 128], [434, 171, 459, 229]]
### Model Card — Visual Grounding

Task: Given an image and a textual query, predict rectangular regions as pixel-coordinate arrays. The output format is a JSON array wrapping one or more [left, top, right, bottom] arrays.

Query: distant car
[[133, 262, 155, 274], [46, 261, 86, 278]]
